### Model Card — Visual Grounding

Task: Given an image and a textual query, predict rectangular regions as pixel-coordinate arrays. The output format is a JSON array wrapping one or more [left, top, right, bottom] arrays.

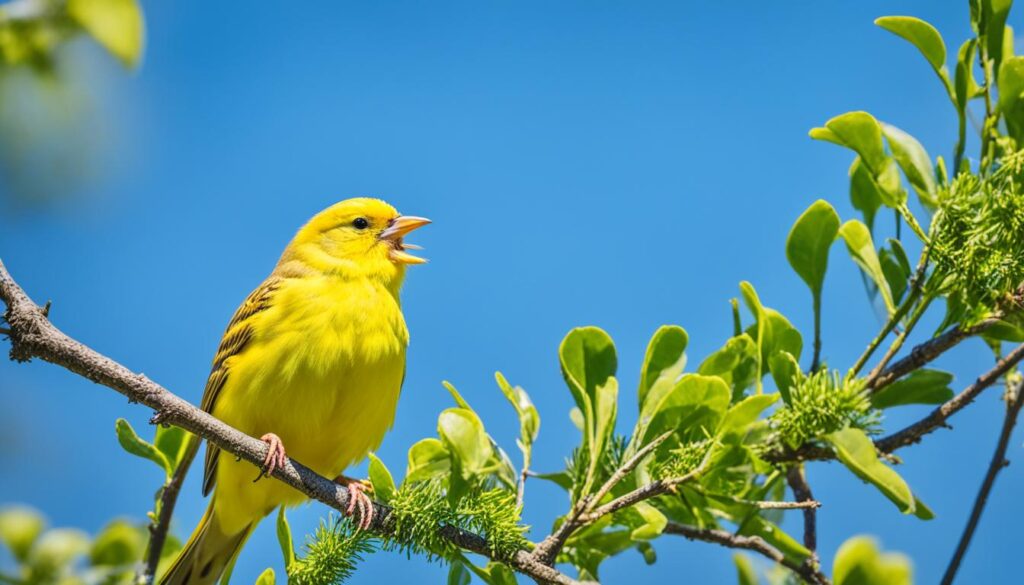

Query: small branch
[[875, 343, 1024, 453], [868, 316, 1001, 392], [0, 259, 581, 585], [786, 465, 818, 555], [577, 467, 704, 524], [865, 295, 933, 387], [141, 436, 200, 583], [664, 522, 831, 585], [530, 432, 672, 566], [940, 377, 1024, 585], [697, 488, 820, 510]]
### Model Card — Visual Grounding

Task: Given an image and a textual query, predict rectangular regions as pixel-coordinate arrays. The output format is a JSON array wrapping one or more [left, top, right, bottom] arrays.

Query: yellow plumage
[[161, 198, 429, 585]]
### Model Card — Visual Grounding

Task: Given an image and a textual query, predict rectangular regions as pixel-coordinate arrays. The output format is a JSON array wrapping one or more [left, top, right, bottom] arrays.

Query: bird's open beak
[[380, 215, 431, 264]]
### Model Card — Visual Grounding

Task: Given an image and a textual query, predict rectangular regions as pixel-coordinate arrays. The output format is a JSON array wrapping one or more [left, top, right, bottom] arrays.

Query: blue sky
[[1, 1, 1020, 583]]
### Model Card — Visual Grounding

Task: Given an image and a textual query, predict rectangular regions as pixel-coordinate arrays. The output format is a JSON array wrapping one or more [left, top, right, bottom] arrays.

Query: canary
[[161, 198, 429, 585]]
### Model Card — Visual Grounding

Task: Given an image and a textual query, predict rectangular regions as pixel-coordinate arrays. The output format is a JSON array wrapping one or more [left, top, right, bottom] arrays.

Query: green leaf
[[30, 528, 90, 573], [734, 553, 759, 585], [768, 351, 801, 405], [839, 220, 896, 314], [627, 502, 667, 541], [719, 393, 778, 437], [405, 438, 451, 483], [640, 374, 731, 443], [90, 520, 145, 567], [882, 123, 937, 208], [738, 516, 811, 565], [698, 334, 759, 398], [442, 380, 473, 410], [956, 39, 982, 114], [875, 16, 949, 84], [66, 0, 145, 68], [533, 470, 573, 491], [115, 418, 171, 479], [255, 567, 276, 585], [0, 506, 45, 562], [275, 507, 294, 570], [786, 199, 840, 301], [811, 112, 904, 207], [849, 158, 884, 231], [560, 326, 618, 419], [833, 536, 912, 585], [367, 453, 397, 504], [871, 370, 954, 409], [639, 325, 689, 408], [739, 282, 767, 393], [437, 408, 493, 480], [154, 425, 189, 473], [980, 0, 1013, 75], [999, 56, 1024, 144], [448, 562, 471, 585], [826, 428, 917, 515], [495, 372, 540, 447]]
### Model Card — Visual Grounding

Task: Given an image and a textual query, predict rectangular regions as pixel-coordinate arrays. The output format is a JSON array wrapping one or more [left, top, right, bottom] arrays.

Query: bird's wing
[[200, 276, 282, 496]]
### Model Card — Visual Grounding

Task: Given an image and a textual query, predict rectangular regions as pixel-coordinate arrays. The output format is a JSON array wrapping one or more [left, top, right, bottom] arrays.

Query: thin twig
[[577, 466, 705, 524], [530, 432, 673, 566], [865, 294, 933, 387], [141, 436, 200, 583], [875, 343, 1024, 453], [0, 259, 582, 585], [664, 522, 831, 585], [940, 377, 1024, 585], [786, 465, 818, 554], [697, 488, 820, 510]]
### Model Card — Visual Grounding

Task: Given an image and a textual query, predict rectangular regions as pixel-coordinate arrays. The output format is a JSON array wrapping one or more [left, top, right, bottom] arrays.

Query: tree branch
[[0, 259, 581, 585], [142, 437, 199, 583], [786, 465, 818, 554], [940, 377, 1024, 585], [663, 522, 831, 585]]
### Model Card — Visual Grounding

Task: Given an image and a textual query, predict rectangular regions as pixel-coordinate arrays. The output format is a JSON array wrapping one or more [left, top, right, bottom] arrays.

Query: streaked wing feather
[[201, 276, 281, 495]]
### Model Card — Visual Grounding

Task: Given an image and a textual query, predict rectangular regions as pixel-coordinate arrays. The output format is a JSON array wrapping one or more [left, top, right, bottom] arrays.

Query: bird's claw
[[254, 433, 287, 481], [335, 476, 375, 530]]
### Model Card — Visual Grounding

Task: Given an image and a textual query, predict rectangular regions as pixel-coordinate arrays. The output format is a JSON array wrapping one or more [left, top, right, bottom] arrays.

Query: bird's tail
[[159, 501, 253, 585]]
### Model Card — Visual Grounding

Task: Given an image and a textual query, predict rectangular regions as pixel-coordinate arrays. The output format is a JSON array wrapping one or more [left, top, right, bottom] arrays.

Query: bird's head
[[280, 198, 430, 284]]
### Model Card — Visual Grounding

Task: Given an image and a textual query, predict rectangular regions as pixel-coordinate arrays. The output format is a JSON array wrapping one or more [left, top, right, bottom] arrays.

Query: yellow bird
[[161, 198, 429, 585]]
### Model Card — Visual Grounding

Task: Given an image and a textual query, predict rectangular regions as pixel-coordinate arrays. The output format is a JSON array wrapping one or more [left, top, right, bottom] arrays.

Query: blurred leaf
[[255, 567, 276, 585], [639, 326, 689, 408], [882, 123, 937, 208], [276, 507, 294, 570], [833, 536, 912, 585], [405, 438, 451, 484], [89, 519, 144, 567], [978, 0, 1013, 75], [956, 39, 982, 115], [734, 553, 759, 585], [999, 56, 1024, 144], [367, 453, 397, 504], [739, 282, 767, 393], [448, 562, 471, 585], [115, 418, 171, 479], [875, 17, 950, 89], [768, 351, 801, 405], [826, 428, 920, 516], [533, 471, 573, 491], [839, 220, 896, 314], [66, 0, 145, 68], [30, 528, 90, 573], [0, 505, 46, 562], [871, 370, 954, 409]]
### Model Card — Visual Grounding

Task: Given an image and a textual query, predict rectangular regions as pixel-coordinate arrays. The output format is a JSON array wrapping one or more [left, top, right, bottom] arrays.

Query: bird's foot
[[254, 433, 288, 481], [335, 475, 374, 530]]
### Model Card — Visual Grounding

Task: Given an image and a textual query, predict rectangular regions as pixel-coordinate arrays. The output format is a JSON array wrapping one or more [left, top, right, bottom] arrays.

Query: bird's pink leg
[[254, 433, 288, 480], [335, 475, 375, 530]]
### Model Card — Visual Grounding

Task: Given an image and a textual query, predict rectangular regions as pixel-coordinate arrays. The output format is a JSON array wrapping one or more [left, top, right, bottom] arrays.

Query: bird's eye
[[352, 217, 369, 230]]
